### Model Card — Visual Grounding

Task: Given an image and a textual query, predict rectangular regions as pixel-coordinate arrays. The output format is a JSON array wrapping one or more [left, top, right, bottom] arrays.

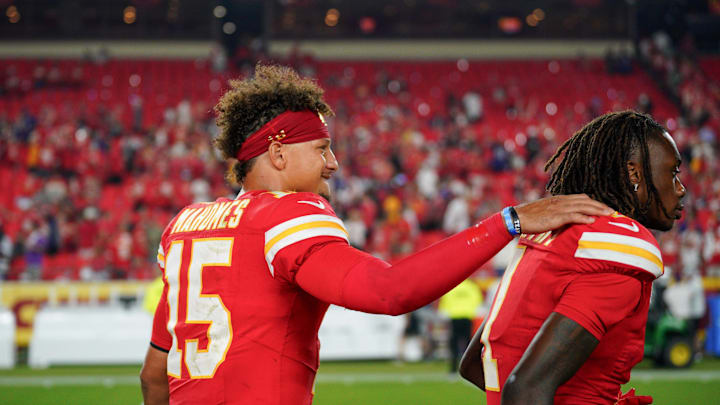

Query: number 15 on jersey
[[163, 238, 234, 379]]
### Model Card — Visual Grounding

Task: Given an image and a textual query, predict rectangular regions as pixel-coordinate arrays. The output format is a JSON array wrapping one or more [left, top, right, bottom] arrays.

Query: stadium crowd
[[0, 43, 718, 282]]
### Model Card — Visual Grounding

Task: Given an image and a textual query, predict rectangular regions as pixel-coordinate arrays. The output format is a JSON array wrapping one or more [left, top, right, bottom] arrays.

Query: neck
[[242, 171, 288, 193]]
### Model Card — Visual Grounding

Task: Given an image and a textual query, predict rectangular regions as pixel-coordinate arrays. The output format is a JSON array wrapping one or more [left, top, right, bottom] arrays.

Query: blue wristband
[[502, 206, 521, 236]]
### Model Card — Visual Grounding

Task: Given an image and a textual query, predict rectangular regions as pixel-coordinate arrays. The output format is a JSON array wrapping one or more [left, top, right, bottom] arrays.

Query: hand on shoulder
[[514, 194, 614, 234]]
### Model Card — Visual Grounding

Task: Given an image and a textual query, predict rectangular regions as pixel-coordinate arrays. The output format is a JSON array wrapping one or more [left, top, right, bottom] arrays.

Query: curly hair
[[214, 64, 334, 185], [544, 110, 667, 224]]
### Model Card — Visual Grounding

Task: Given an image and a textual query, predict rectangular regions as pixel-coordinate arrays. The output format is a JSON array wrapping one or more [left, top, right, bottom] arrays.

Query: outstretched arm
[[459, 319, 486, 390], [501, 313, 598, 405], [296, 194, 611, 315]]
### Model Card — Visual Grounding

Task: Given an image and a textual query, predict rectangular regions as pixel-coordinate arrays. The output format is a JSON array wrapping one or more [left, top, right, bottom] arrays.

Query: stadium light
[[222, 21, 236, 35], [123, 6, 137, 25], [325, 8, 339, 27], [498, 17, 521, 34], [214, 5, 227, 19], [6, 5, 19, 23], [526, 14, 539, 27], [359, 17, 376, 33]]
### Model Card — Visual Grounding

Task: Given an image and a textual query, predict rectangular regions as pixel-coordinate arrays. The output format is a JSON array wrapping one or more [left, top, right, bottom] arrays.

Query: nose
[[676, 178, 686, 199], [326, 148, 339, 172]]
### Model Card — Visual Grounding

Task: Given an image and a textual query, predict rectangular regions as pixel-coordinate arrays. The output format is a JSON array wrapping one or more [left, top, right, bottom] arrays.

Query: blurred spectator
[[680, 231, 703, 276], [605, 47, 634, 75], [370, 195, 412, 261], [605, 48, 618, 74], [397, 311, 423, 363], [438, 279, 482, 373], [345, 208, 368, 249], [0, 224, 12, 280], [462, 89, 483, 123], [416, 154, 440, 199], [705, 220, 720, 277], [209, 45, 228, 73], [663, 271, 706, 348], [23, 220, 48, 280], [442, 181, 471, 234], [637, 93, 654, 115]]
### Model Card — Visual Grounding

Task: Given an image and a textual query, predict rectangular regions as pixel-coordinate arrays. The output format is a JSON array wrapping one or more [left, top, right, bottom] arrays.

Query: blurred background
[[0, 0, 719, 404]]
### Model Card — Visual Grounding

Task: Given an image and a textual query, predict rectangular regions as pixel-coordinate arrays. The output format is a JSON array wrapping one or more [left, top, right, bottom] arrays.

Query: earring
[[634, 183, 639, 192]]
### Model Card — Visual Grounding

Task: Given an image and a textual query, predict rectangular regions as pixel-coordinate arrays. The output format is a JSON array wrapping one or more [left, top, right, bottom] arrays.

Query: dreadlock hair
[[544, 110, 668, 224], [214, 64, 333, 185]]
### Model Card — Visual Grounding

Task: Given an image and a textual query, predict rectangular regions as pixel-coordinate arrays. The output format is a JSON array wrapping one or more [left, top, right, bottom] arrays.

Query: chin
[[319, 191, 332, 202]]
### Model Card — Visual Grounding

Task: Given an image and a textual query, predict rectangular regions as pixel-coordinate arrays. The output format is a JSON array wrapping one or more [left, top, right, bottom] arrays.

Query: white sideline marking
[[1, 370, 719, 387]]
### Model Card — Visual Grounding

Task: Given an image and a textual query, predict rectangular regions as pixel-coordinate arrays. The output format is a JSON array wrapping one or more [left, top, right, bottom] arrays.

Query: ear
[[267, 141, 287, 170], [626, 160, 642, 186]]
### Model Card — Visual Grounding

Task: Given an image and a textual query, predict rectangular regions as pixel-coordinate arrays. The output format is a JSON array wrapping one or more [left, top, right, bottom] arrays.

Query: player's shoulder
[[570, 212, 663, 279], [255, 191, 349, 278], [254, 190, 336, 216], [575, 212, 658, 248], [242, 190, 341, 229]]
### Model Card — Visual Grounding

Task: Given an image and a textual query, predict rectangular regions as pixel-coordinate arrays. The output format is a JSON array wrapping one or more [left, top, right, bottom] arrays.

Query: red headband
[[235, 110, 330, 162]]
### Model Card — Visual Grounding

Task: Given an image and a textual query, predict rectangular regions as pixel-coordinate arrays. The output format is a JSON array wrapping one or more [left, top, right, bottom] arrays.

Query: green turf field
[[1, 358, 719, 404]]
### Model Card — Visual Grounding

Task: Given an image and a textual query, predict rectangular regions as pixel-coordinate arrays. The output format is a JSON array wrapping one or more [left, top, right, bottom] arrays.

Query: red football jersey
[[481, 213, 662, 405], [151, 190, 349, 405]]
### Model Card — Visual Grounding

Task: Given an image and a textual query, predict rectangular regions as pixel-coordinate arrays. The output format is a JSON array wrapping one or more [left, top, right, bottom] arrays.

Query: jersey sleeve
[[262, 193, 349, 282], [571, 214, 664, 280], [149, 239, 172, 351], [554, 272, 643, 340], [150, 276, 172, 352]]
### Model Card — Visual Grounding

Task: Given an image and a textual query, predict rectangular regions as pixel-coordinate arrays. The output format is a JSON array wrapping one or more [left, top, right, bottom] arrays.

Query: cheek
[[662, 178, 678, 195]]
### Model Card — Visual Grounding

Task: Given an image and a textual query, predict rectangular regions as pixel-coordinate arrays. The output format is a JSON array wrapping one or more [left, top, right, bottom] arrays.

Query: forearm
[[141, 378, 170, 405], [298, 213, 511, 315], [502, 377, 555, 405], [140, 346, 169, 405], [459, 320, 486, 389]]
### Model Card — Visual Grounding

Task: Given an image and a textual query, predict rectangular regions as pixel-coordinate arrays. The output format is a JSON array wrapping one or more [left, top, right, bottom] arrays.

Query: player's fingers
[[559, 194, 613, 211], [565, 212, 597, 224], [569, 202, 614, 216]]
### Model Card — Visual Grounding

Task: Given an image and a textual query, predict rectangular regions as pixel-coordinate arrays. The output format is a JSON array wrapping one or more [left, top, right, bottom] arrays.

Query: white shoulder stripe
[[576, 232, 663, 278], [575, 248, 663, 278], [579, 232, 662, 260], [265, 227, 348, 277], [265, 214, 346, 241]]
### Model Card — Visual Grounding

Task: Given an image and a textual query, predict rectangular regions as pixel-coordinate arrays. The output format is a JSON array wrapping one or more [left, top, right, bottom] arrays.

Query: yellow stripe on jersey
[[264, 221, 348, 255], [264, 214, 348, 277], [575, 232, 663, 278], [267, 191, 295, 199], [577, 241, 663, 270], [157, 244, 165, 269]]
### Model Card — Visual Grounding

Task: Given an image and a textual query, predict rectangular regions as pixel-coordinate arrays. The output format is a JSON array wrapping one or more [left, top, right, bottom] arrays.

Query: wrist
[[501, 206, 522, 237], [467, 212, 513, 247]]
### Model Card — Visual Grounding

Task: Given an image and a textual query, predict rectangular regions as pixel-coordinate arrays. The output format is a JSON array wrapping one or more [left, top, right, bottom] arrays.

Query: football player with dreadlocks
[[460, 110, 685, 405]]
